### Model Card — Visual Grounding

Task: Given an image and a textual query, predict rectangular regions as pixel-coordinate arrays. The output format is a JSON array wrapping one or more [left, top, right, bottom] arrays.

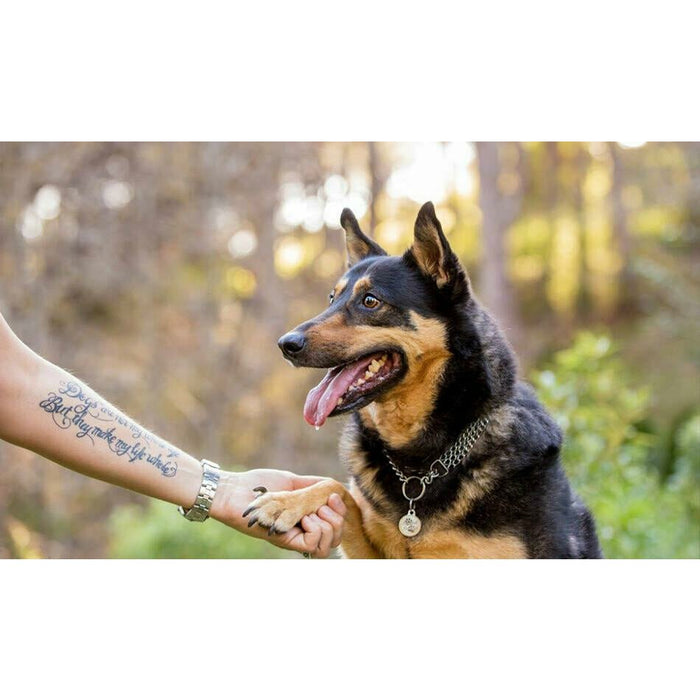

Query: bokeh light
[[227, 229, 258, 259], [34, 185, 61, 220], [102, 180, 133, 209], [19, 206, 43, 240]]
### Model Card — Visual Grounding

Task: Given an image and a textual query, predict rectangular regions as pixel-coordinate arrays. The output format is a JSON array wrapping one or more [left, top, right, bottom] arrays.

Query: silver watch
[[178, 459, 221, 522]]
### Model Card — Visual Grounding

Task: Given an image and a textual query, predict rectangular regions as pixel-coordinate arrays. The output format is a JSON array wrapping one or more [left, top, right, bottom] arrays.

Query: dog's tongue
[[303, 357, 371, 427]]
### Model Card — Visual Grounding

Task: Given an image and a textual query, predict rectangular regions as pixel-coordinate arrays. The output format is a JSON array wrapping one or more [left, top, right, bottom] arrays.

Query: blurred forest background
[[0, 142, 697, 559]]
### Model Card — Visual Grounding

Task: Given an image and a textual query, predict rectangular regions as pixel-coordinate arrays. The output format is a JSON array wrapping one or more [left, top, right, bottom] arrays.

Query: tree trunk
[[476, 142, 523, 351], [609, 142, 634, 312], [368, 142, 381, 236]]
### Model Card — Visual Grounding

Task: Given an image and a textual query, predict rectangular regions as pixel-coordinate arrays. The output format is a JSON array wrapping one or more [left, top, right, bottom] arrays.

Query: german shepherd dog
[[244, 202, 602, 558]]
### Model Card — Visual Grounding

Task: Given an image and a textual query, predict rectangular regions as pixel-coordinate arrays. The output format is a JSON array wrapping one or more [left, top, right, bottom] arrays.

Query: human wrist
[[209, 469, 236, 523], [177, 459, 222, 522]]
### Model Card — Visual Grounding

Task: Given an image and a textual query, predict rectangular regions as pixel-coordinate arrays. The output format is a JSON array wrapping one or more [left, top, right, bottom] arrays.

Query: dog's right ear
[[340, 208, 387, 267]]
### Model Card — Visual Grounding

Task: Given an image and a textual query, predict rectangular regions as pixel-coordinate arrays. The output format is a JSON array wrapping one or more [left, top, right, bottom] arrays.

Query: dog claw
[[268, 525, 277, 536], [247, 515, 259, 528], [242, 505, 257, 518], [252, 486, 267, 497]]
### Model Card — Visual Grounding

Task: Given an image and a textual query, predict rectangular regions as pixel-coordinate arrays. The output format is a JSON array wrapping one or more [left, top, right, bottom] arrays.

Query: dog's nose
[[278, 331, 307, 357]]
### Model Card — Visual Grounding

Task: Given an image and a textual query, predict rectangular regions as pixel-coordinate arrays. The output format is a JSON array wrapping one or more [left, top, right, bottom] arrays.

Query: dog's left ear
[[405, 202, 468, 294]]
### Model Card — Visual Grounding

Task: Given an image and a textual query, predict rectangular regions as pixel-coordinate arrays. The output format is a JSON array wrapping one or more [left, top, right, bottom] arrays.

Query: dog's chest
[[350, 481, 527, 559]]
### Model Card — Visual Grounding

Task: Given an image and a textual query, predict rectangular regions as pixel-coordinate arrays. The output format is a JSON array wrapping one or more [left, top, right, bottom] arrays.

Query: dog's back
[[449, 381, 603, 558]]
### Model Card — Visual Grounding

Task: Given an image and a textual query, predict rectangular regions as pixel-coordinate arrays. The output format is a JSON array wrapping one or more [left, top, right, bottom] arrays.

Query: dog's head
[[279, 202, 474, 428]]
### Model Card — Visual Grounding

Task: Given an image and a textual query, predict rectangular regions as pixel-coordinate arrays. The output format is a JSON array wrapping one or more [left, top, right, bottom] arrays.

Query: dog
[[243, 201, 602, 558]]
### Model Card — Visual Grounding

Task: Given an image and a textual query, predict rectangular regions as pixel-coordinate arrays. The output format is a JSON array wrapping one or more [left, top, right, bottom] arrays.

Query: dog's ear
[[404, 201, 468, 294], [341, 208, 387, 267]]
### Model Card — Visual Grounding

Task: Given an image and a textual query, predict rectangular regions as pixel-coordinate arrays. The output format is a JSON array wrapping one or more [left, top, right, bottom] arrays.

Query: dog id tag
[[398, 511, 422, 537]]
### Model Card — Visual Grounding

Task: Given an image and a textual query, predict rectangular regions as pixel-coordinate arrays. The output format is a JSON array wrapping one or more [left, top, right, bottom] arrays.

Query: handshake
[[206, 467, 347, 559]]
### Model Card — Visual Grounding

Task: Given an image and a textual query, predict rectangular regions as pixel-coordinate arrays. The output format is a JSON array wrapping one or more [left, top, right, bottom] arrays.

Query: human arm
[[0, 313, 345, 556]]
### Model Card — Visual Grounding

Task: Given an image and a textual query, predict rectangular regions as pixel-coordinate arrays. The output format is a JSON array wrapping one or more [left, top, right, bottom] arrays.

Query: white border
[[2, 1, 697, 140], [2, 560, 698, 698]]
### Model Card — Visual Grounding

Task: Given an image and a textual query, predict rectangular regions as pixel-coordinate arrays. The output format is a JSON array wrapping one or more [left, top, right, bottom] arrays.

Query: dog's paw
[[242, 489, 310, 536]]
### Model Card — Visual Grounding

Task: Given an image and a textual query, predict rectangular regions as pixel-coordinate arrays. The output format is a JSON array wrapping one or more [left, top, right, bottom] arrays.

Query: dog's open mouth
[[303, 351, 404, 427]]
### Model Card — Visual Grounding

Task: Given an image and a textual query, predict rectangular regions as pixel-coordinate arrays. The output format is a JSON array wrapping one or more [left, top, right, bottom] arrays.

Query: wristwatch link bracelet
[[178, 459, 221, 522]]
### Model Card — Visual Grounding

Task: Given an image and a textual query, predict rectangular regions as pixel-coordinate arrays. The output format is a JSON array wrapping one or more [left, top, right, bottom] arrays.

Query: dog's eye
[[362, 294, 381, 309], [328, 292, 335, 305]]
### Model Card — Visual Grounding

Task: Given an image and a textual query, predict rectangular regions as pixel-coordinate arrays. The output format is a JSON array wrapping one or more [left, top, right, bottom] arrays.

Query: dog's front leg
[[242, 479, 380, 558]]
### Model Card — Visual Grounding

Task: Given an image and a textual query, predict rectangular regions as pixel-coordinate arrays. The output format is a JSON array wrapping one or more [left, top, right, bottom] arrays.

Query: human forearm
[[0, 321, 202, 510]]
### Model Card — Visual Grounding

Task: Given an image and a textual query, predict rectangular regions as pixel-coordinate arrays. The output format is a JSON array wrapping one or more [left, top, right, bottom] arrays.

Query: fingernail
[[329, 494, 345, 511]]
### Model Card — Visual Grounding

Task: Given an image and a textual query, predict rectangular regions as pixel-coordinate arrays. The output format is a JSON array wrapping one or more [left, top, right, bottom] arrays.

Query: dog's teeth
[[357, 378, 365, 385], [337, 397, 344, 406], [365, 370, 373, 379]]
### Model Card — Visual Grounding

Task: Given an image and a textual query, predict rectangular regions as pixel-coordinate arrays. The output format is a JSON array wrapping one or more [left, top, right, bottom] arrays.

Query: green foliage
[[108, 499, 294, 559], [533, 333, 700, 558]]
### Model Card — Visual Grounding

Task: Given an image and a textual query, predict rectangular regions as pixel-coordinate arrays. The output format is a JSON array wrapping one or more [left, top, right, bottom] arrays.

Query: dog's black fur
[[271, 201, 602, 558]]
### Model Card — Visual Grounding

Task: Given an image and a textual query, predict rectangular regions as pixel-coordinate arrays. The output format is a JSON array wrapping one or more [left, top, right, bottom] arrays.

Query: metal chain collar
[[384, 415, 490, 535]]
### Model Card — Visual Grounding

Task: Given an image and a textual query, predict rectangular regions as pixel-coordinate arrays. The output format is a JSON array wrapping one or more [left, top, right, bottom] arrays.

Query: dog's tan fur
[[351, 276, 372, 296], [359, 313, 451, 449]]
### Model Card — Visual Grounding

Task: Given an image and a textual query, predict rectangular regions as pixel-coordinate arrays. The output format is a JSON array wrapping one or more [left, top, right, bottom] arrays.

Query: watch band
[[178, 459, 221, 522]]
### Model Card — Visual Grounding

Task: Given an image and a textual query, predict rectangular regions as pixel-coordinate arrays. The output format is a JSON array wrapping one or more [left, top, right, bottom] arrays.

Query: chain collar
[[383, 415, 490, 537]]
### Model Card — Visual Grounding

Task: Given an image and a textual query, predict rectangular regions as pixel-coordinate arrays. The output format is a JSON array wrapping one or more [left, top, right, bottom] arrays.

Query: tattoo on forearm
[[38, 380, 180, 477]]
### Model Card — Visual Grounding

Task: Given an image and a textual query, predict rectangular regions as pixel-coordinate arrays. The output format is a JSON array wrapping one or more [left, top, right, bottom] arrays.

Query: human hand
[[211, 468, 347, 558]]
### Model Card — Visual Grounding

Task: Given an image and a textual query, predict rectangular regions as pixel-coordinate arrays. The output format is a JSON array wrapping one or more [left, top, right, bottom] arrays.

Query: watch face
[[191, 506, 209, 522]]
